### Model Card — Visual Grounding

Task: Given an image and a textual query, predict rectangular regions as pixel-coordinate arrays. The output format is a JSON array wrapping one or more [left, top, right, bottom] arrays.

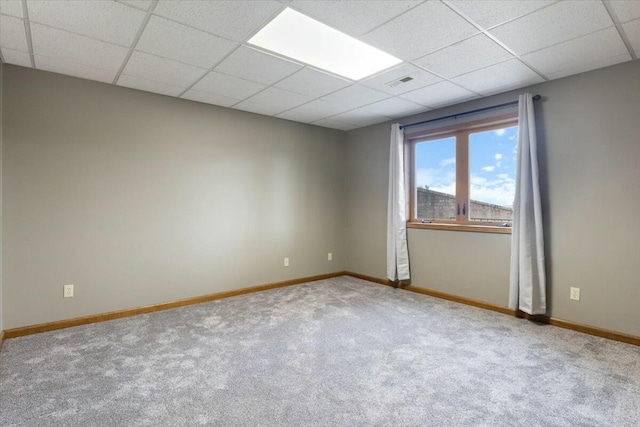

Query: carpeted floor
[[1, 276, 639, 426]]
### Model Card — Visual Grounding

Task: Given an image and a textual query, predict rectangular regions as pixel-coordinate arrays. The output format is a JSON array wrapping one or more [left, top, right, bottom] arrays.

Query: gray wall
[[0, 62, 3, 332], [2, 66, 346, 329], [345, 60, 640, 337]]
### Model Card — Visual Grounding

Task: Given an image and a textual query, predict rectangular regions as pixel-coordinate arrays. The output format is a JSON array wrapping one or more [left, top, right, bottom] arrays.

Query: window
[[407, 115, 518, 233]]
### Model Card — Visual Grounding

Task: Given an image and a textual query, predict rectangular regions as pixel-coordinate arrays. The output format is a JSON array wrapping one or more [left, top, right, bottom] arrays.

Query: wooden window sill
[[407, 221, 512, 234]]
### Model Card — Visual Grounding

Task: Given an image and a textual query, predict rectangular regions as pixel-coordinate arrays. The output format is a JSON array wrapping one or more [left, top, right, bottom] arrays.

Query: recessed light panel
[[248, 8, 402, 80]]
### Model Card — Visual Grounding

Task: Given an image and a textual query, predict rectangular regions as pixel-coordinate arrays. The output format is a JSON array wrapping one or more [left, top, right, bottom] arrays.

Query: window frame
[[406, 114, 518, 234]]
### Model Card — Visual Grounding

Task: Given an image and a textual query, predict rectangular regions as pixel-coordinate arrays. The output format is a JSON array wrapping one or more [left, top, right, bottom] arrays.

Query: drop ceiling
[[1, 0, 638, 131]]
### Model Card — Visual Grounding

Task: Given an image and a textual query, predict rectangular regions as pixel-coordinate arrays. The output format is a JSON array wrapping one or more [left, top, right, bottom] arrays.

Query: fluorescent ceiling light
[[248, 8, 402, 80]]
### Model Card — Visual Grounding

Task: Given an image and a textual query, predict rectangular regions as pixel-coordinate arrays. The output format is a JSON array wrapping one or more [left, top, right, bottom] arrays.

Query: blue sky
[[415, 126, 518, 207]]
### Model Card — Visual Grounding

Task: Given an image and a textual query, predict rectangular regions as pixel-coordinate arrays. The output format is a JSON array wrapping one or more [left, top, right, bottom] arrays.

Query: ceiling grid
[[0, 0, 637, 130]]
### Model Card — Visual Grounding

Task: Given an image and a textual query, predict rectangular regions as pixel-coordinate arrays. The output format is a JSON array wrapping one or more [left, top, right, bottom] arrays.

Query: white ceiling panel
[[361, 63, 442, 95], [191, 71, 266, 100], [623, 19, 640, 55], [362, 1, 479, 60], [311, 118, 358, 131], [489, 1, 614, 55], [289, 1, 421, 37], [522, 27, 630, 80], [0, 14, 28, 52], [414, 34, 514, 78], [181, 89, 242, 108], [445, 0, 557, 29], [27, 0, 146, 47], [400, 81, 478, 108], [544, 53, 632, 81], [122, 51, 205, 87], [116, 1, 152, 12], [0, 0, 23, 18], [233, 101, 291, 117], [360, 97, 426, 118], [321, 84, 390, 110], [214, 46, 302, 85], [609, 1, 640, 23], [153, 0, 283, 42], [275, 67, 352, 98], [452, 59, 544, 95], [117, 74, 185, 97], [276, 99, 350, 123], [1, 47, 31, 67], [34, 55, 116, 83], [31, 24, 129, 72], [328, 109, 390, 127], [241, 87, 313, 113], [136, 16, 238, 69]]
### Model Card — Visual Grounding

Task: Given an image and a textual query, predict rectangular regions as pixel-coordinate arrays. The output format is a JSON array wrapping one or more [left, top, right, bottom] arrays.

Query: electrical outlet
[[570, 287, 580, 301], [284, 257, 289, 267], [328, 252, 332, 261], [63, 284, 74, 298]]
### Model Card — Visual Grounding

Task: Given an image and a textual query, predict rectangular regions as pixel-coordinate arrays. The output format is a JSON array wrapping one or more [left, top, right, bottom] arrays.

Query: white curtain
[[509, 94, 546, 315], [387, 123, 410, 281]]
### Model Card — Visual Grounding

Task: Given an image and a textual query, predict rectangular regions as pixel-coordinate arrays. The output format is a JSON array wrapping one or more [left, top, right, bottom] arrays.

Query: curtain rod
[[399, 94, 542, 130]]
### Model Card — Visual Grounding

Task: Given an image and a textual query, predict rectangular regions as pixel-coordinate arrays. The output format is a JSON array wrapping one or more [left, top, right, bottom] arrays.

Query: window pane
[[415, 137, 456, 220], [468, 126, 517, 223]]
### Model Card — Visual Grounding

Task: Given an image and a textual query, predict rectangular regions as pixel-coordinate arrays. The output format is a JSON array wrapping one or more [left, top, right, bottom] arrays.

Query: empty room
[[1, 0, 639, 425]]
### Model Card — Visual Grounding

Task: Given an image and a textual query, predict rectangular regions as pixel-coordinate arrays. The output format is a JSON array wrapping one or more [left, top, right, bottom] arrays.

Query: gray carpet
[[1, 276, 639, 426]]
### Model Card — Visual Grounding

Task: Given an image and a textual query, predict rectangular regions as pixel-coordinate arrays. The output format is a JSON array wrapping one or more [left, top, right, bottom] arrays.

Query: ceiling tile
[[28, 0, 146, 46], [34, 55, 116, 83], [400, 81, 478, 108], [1, 47, 31, 67], [360, 63, 442, 95], [181, 89, 241, 108], [311, 118, 357, 131], [623, 19, 640, 55], [116, 1, 152, 12], [214, 46, 302, 85], [446, 0, 557, 29], [122, 51, 205, 87], [0, 0, 23, 18], [362, 1, 479, 60], [452, 59, 544, 95], [136, 16, 237, 69], [153, 0, 283, 42], [609, 1, 640, 23], [413, 34, 513, 78], [489, 1, 614, 55], [30, 24, 129, 72], [274, 67, 352, 98], [276, 99, 350, 123], [545, 53, 632, 81], [241, 87, 313, 113], [117, 74, 185, 97], [289, 1, 422, 36], [0, 14, 28, 52], [233, 101, 286, 117], [360, 97, 426, 118], [327, 109, 390, 127], [522, 27, 630, 80], [321, 84, 390, 110], [191, 71, 266, 100]]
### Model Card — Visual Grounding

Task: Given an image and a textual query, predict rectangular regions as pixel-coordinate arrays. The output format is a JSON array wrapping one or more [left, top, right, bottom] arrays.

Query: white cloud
[[509, 135, 516, 141], [439, 157, 456, 167], [416, 167, 455, 190], [494, 128, 507, 136], [470, 173, 515, 206], [481, 166, 495, 172], [495, 153, 503, 160]]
